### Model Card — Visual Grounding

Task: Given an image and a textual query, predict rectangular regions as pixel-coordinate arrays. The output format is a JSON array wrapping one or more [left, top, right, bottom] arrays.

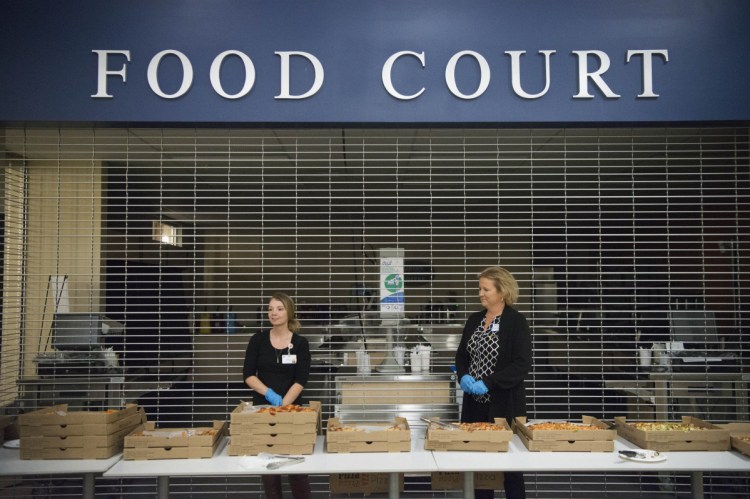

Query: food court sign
[[1, 0, 749, 123]]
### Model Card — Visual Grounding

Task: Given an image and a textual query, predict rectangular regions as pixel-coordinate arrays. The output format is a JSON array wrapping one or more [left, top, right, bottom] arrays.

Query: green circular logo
[[384, 273, 403, 292]]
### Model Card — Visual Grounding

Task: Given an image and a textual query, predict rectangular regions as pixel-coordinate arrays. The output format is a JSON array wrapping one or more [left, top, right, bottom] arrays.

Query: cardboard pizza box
[[123, 420, 226, 460], [326, 417, 410, 453], [514, 415, 615, 452], [329, 473, 404, 495], [19, 404, 140, 429], [229, 401, 321, 435], [615, 415, 730, 451], [424, 418, 512, 452], [226, 440, 314, 456]]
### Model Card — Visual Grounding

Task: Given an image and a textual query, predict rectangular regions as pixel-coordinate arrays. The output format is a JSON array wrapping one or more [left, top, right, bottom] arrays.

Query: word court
[[92, 48, 669, 102]]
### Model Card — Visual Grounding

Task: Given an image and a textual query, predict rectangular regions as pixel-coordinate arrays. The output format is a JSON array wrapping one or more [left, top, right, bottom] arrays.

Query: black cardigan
[[242, 330, 311, 406], [455, 306, 532, 423]]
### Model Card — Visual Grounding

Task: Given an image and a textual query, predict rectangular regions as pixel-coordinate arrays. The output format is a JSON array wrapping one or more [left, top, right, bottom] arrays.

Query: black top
[[455, 306, 532, 424], [242, 330, 311, 406]]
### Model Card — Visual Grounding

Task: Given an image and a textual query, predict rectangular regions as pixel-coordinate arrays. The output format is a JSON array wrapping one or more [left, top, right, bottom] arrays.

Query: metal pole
[[158, 475, 170, 499], [388, 471, 400, 499], [463, 470, 475, 499], [691, 471, 704, 499], [82, 472, 95, 499]]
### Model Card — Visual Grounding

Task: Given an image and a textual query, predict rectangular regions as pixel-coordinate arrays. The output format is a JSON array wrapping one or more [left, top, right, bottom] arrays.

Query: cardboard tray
[[19, 404, 140, 428], [227, 440, 315, 456], [424, 418, 512, 452], [326, 417, 411, 453], [719, 422, 750, 457], [615, 416, 730, 451], [730, 434, 750, 458], [231, 431, 316, 446], [514, 415, 615, 452], [431, 471, 504, 490], [20, 424, 136, 450], [124, 443, 222, 460], [20, 442, 122, 460], [329, 473, 404, 495], [19, 407, 146, 437], [123, 421, 226, 460], [229, 401, 321, 434]]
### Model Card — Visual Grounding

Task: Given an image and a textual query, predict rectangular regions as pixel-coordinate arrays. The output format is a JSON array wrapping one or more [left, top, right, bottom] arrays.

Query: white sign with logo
[[379, 248, 405, 320]]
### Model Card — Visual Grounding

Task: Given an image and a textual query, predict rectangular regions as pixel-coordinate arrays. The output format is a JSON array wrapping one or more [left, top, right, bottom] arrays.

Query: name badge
[[282, 354, 297, 364], [491, 323, 500, 332]]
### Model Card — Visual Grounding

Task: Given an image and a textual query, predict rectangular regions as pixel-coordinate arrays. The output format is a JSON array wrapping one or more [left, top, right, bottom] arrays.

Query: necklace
[[484, 314, 501, 333], [270, 331, 293, 364]]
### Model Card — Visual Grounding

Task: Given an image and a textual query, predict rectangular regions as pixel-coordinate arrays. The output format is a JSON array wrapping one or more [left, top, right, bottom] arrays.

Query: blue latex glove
[[472, 380, 489, 396], [459, 375, 476, 393], [264, 388, 283, 406]]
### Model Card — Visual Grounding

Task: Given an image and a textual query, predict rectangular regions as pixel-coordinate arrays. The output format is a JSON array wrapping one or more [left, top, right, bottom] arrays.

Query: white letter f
[[91, 50, 131, 98]]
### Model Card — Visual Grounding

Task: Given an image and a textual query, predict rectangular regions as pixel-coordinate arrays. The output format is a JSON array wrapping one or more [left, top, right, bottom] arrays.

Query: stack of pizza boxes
[[424, 417, 513, 452], [326, 416, 411, 453], [514, 415, 616, 452], [123, 420, 227, 459], [18, 404, 146, 459], [615, 415, 730, 451], [227, 401, 321, 456]]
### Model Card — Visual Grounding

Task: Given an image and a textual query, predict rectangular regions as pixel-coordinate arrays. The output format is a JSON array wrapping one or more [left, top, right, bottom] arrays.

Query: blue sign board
[[1, 0, 748, 124]]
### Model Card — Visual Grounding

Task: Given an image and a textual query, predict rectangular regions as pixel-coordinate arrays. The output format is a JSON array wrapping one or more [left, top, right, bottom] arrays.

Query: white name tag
[[491, 323, 500, 332], [282, 354, 297, 364]]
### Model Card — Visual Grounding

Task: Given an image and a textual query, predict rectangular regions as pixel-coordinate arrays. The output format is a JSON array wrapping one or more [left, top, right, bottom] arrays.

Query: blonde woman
[[455, 267, 532, 499]]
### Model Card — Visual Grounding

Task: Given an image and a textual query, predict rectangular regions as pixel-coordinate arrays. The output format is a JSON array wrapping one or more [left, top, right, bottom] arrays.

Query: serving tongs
[[258, 452, 305, 470], [420, 417, 460, 430]]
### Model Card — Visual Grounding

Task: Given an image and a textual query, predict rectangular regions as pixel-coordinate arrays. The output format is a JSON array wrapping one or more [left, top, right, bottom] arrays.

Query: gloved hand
[[471, 380, 489, 396], [459, 374, 476, 393], [264, 387, 283, 406]]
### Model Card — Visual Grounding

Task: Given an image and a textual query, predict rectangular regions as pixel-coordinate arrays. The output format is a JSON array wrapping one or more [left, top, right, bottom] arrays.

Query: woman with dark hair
[[455, 266, 532, 499], [243, 292, 311, 499]]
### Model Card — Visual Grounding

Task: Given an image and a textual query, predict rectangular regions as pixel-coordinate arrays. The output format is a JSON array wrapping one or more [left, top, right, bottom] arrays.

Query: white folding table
[[0, 445, 122, 499], [104, 431, 438, 499], [430, 434, 750, 499]]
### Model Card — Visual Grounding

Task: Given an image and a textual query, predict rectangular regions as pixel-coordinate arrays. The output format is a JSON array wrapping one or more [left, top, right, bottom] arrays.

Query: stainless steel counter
[[332, 374, 459, 427]]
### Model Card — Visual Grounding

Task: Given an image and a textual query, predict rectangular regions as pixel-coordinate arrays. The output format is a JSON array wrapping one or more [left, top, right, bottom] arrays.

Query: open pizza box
[[719, 422, 750, 457], [124, 420, 226, 460], [514, 415, 615, 452], [424, 417, 512, 452], [229, 401, 321, 435], [326, 417, 410, 453], [19, 404, 141, 430], [615, 415, 730, 451]]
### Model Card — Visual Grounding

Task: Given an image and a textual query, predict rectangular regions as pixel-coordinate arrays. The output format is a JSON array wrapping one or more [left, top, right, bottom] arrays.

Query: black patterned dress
[[467, 315, 501, 404]]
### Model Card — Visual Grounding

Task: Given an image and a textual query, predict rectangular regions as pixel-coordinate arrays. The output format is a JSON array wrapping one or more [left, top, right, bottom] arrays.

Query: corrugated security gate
[[1, 126, 749, 497]]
